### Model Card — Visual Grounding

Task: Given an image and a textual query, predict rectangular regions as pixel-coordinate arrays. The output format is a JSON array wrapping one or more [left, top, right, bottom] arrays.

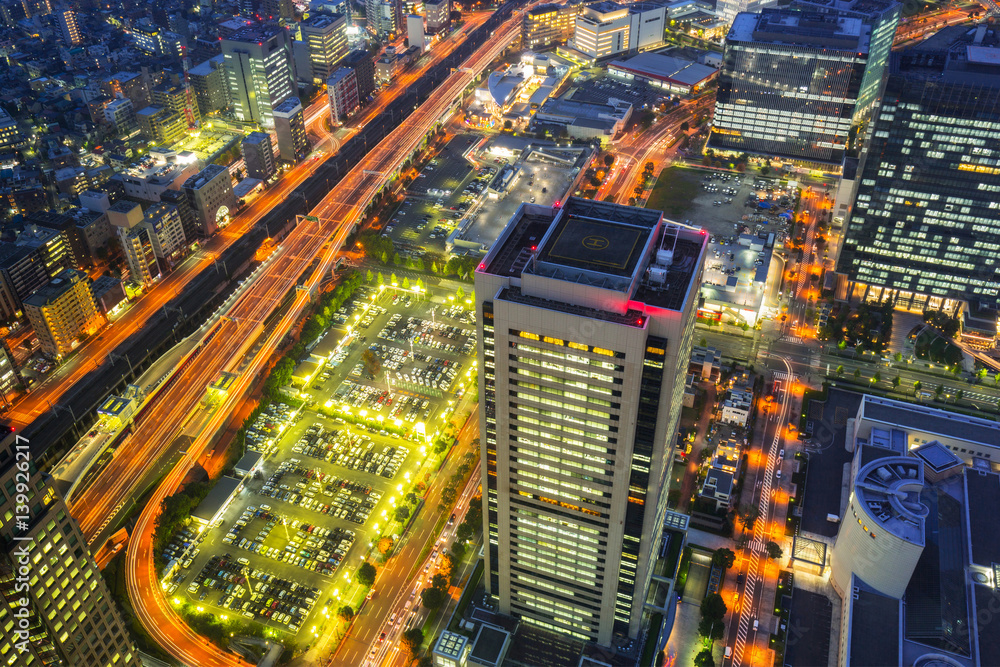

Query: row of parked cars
[[259, 460, 376, 523]]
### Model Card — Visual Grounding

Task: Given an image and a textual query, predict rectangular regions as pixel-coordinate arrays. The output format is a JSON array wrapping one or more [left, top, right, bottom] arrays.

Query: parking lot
[[388, 134, 483, 254], [681, 172, 798, 241], [162, 286, 478, 639]]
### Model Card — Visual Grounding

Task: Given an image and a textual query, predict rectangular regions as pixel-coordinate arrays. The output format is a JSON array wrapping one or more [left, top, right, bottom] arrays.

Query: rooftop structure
[[191, 476, 243, 526], [608, 52, 718, 94]]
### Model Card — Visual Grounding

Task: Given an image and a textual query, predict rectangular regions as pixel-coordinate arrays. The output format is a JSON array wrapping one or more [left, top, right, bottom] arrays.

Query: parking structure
[[163, 285, 478, 640]]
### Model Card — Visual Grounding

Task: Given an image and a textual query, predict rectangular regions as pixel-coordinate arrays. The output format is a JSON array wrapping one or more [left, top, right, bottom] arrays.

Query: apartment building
[[23, 269, 101, 358]]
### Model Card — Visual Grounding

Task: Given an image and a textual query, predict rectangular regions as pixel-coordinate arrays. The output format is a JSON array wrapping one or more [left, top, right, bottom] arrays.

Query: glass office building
[[710, 1, 899, 167], [838, 35, 1000, 313]]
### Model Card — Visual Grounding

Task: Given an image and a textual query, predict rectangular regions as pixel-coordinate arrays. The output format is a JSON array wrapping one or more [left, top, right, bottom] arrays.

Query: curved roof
[[854, 455, 927, 544]]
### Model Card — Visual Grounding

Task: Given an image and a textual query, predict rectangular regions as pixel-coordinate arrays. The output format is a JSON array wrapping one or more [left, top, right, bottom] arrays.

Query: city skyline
[[0, 0, 997, 665]]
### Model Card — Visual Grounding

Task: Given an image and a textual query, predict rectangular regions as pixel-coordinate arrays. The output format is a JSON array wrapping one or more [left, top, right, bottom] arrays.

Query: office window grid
[[838, 76, 1000, 307]]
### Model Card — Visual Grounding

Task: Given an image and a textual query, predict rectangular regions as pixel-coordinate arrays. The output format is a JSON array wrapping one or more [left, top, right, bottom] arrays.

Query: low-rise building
[[23, 268, 101, 358], [608, 52, 718, 94], [532, 96, 632, 143], [720, 385, 753, 427], [689, 344, 721, 382]]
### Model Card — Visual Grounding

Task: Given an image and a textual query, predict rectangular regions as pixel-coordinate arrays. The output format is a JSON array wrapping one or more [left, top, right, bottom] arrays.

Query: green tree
[[765, 541, 783, 560], [377, 272, 384, 285], [872, 371, 881, 384], [451, 540, 467, 561], [456, 286, 465, 301], [914, 380, 922, 393], [835, 364, 844, 376], [956, 389, 964, 402], [357, 562, 377, 587], [838, 340, 847, 350], [405, 492, 418, 505], [680, 121, 690, 132], [403, 277, 410, 290], [698, 616, 725, 640], [892, 375, 900, 389], [401, 628, 424, 657], [694, 648, 716, 667], [700, 592, 727, 623], [394, 505, 411, 522], [894, 352, 903, 363], [736, 503, 758, 530], [391, 273, 398, 285], [935, 384, 944, 396], [393, 253, 403, 266], [337, 605, 354, 622], [712, 547, 736, 571], [420, 587, 446, 609], [854, 368, 862, 380], [366, 269, 373, 283], [604, 154, 615, 168]]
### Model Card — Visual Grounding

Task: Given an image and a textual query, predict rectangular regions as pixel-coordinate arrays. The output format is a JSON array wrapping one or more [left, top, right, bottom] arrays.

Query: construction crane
[[181, 46, 199, 129]]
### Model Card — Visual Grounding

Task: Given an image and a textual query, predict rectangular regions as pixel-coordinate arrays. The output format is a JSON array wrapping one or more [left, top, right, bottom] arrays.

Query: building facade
[[571, 1, 665, 60], [142, 202, 188, 264], [301, 13, 348, 84], [103, 98, 138, 137], [522, 2, 579, 51], [23, 269, 101, 358], [0, 428, 141, 666], [188, 55, 230, 115], [222, 24, 296, 128], [344, 49, 377, 101], [327, 68, 360, 122], [183, 164, 237, 236], [475, 198, 705, 645], [709, 2, 899, 166], [55, 7, 80, 46], [272, 97, 308, 162], [241, 131, 277, 181], [838, 44, 1000, 313], [425, 0, 450, 34]]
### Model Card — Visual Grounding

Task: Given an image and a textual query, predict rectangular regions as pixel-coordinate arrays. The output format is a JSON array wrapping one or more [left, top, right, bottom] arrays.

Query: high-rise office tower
[[474, 198, 706, 645], [301, 13, 348, 84], [55, 7, 80, 45], [838, 29, 1000, 315], [222, 24, 296, 128], [709, 1, 899, 167], [0, 428, 140, 665]]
